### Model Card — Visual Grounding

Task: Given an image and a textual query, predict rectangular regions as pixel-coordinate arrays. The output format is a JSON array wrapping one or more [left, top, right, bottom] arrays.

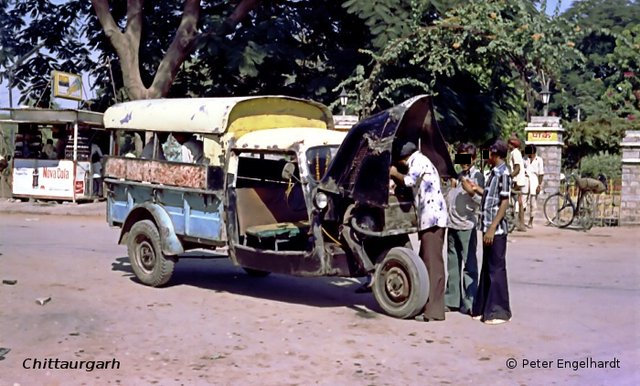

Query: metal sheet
[[102, 96, 334, 134], [319, 95, 456, 208], [234, 128, 346, 151]]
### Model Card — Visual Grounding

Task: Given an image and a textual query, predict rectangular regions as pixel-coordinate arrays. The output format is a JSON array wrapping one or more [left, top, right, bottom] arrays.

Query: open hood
[[319, 95, 456, 207]]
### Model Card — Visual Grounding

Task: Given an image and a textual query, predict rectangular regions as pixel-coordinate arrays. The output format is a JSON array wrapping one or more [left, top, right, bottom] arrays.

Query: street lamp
[[541, 82, 551, 117], [339, 88, 348, 116]]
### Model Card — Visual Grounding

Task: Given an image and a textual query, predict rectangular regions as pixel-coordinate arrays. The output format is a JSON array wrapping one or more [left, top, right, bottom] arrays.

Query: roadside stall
[[0, 108, 105, 202]]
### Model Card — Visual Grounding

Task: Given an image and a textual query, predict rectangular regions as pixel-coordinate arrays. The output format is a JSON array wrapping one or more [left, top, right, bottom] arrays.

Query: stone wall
[[620, 130, 640, 225], [524, 116, 565, 216], [537, 145, 563, 199]]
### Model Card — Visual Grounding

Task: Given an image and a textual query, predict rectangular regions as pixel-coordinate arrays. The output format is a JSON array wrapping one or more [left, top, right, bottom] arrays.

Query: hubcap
[[136, 239, 156, 273], [384, 263, 410, 304]]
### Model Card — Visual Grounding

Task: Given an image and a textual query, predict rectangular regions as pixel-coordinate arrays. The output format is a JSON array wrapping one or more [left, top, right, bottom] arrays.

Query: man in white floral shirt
[[390, 142, 448, 322]]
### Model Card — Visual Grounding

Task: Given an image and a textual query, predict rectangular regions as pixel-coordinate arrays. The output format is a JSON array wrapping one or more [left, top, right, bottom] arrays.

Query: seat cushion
[[245, 221, 309, 239]]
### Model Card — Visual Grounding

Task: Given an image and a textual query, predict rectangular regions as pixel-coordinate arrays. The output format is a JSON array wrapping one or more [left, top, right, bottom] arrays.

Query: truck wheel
[[372, 247, 429, 319], [127, 220, 176, 287], [242, 267, 271, 277]]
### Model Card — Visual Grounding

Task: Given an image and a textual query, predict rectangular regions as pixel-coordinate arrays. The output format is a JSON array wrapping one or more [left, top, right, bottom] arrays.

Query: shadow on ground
[[111, 252, 382, 316]]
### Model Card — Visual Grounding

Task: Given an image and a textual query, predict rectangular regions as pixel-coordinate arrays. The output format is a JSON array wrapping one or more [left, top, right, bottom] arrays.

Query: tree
[[0, 0, 92, 107], [557, 2, 640, 168], [89, 0, 261, 100], [2, 1, 370, 111], [556, 0, 640, 120], [340, 0, 584, 143]]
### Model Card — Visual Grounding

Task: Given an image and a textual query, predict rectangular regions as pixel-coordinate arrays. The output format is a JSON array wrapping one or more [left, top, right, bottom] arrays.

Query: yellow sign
[[527, 131, 558, 142], [52, 71, 82, 101]]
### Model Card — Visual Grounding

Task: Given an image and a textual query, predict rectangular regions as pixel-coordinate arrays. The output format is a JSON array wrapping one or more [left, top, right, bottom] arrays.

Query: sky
[[0, 0, 576, 110]]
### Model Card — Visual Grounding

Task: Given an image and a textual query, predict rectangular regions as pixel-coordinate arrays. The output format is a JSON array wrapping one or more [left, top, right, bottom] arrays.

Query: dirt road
[[0, 214, 638, 385]]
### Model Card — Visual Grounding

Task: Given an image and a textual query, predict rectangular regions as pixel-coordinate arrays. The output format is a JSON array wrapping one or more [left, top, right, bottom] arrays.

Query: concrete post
[[620, 130, 640, 225], [524, 116, 565, 206]]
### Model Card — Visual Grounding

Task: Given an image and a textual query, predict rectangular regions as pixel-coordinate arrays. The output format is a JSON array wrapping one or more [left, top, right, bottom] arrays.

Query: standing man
[[390, 142, 448, 322], [468, 140, 512, 325], [507, 137, 527, 231], [445, 143, 484, 315], [523, 144, 544, 228]]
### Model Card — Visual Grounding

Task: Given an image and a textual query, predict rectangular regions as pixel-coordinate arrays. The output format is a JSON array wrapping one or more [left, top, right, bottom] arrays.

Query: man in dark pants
[[390, 142, 448, 322], [468, 140, 512, 325]]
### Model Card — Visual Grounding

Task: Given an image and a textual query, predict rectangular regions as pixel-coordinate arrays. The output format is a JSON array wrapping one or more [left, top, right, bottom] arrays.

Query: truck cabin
[[231, 128, 346, 252]]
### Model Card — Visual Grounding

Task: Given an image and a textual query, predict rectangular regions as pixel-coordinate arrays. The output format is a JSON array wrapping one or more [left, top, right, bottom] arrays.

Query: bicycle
[[543, 174, 604, 230]]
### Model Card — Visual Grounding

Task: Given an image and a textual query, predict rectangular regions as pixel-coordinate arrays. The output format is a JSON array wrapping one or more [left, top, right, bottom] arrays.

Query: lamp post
[[541, 82, 551, 117], [339, 88, 348, 116]]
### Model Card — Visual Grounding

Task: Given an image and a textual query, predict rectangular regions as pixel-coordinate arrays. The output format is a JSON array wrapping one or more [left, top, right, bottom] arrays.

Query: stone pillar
[[620, 130, 640, 225], [524, 116, 565, 204]]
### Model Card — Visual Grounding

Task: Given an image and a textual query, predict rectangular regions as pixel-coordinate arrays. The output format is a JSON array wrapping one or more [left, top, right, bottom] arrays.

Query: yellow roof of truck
[[103, 96, 334, 136]]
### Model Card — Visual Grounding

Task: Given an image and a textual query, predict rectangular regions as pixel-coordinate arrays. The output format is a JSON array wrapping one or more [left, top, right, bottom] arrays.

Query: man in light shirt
[[390, 142, 448, 322], [523, 144, 544, 228], [445, 143, 484, 315], [507, 137, 527, 231]]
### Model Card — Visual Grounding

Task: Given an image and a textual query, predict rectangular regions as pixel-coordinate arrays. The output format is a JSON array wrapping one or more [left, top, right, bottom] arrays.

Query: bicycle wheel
[[544, 193, 575, 228]]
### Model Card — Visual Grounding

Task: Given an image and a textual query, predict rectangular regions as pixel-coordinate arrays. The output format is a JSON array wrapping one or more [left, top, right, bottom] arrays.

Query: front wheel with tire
[[127, 220, 176, 287], [544, 193, 575, 228], [372, 247, 429, 319]]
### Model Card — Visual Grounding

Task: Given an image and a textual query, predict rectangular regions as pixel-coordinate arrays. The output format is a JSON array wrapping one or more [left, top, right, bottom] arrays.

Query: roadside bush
[[579, 152, 622, 179]]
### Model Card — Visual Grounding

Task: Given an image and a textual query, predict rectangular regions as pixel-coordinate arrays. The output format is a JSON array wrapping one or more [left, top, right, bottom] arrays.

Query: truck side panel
[[106, 180, 225, 244]]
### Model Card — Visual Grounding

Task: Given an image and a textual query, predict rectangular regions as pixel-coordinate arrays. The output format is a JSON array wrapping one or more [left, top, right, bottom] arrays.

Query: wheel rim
[[545, 194, 574, 227], [555, 205, 574, 227], [381, 261, 411, 305], [135, 237, 156, 274]]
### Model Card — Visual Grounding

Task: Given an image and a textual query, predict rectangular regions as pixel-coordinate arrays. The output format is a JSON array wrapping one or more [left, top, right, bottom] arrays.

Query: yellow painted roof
[[234, 127, 346, 151], [103, 96, 333, 133]]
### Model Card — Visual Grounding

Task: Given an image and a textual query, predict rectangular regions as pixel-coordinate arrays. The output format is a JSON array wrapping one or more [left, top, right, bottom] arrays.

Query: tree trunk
[[91, 0, 261, 101]]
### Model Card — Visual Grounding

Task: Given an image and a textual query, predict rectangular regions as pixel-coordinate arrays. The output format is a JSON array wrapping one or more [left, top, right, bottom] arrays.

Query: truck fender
[[118, 203, 184, 256]]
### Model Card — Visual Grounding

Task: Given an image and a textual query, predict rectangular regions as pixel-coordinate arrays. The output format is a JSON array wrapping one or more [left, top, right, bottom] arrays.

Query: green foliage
[[0, 0, 91, 107], [564, 117, 635, 168], [1, 1, 372, 111], [344, 0, 584, 143], [342, 0, 464, 49], [578, 152, 622, 179]]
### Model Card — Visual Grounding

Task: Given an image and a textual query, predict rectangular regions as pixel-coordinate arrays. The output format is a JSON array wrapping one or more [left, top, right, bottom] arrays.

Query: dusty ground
[[0, 210, 638, 385]]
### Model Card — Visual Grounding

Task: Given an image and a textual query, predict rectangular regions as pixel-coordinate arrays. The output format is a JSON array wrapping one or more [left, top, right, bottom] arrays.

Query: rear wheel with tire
[[372, 247, 429, 319], [127, 220, 176, 287], [544, 193, 575, 228]]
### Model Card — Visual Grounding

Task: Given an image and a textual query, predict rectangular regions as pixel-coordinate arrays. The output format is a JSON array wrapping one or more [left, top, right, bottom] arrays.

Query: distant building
[[333, 115, 359, 131]]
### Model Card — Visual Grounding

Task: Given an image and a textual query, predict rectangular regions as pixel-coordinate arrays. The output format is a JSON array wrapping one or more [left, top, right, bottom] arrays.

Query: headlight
[[314, 191, 328, 209]]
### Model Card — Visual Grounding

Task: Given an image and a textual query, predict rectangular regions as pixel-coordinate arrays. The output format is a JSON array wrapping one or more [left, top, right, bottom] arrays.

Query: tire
[[242, 267, 271, 277], [127, 220, 176, 287], [544, 193, 574, 228], [372, 247, 429, 319]]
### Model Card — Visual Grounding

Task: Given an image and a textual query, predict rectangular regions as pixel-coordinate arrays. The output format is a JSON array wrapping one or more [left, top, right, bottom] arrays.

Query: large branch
[[224, 0, 261, 34], [125, 0, 143, 50], [91, 0, 122, 41], [91, 0, 147, 99], [148, 0, 201, 98], [122, 0, 145, 98]]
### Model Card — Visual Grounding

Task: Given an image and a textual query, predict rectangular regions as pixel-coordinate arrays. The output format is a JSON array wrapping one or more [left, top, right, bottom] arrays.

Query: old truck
[[103, 95, 455, 319]]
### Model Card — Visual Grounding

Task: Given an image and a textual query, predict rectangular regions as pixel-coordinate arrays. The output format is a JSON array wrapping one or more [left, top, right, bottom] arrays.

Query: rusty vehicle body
[[103, 95, 455, 319]]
